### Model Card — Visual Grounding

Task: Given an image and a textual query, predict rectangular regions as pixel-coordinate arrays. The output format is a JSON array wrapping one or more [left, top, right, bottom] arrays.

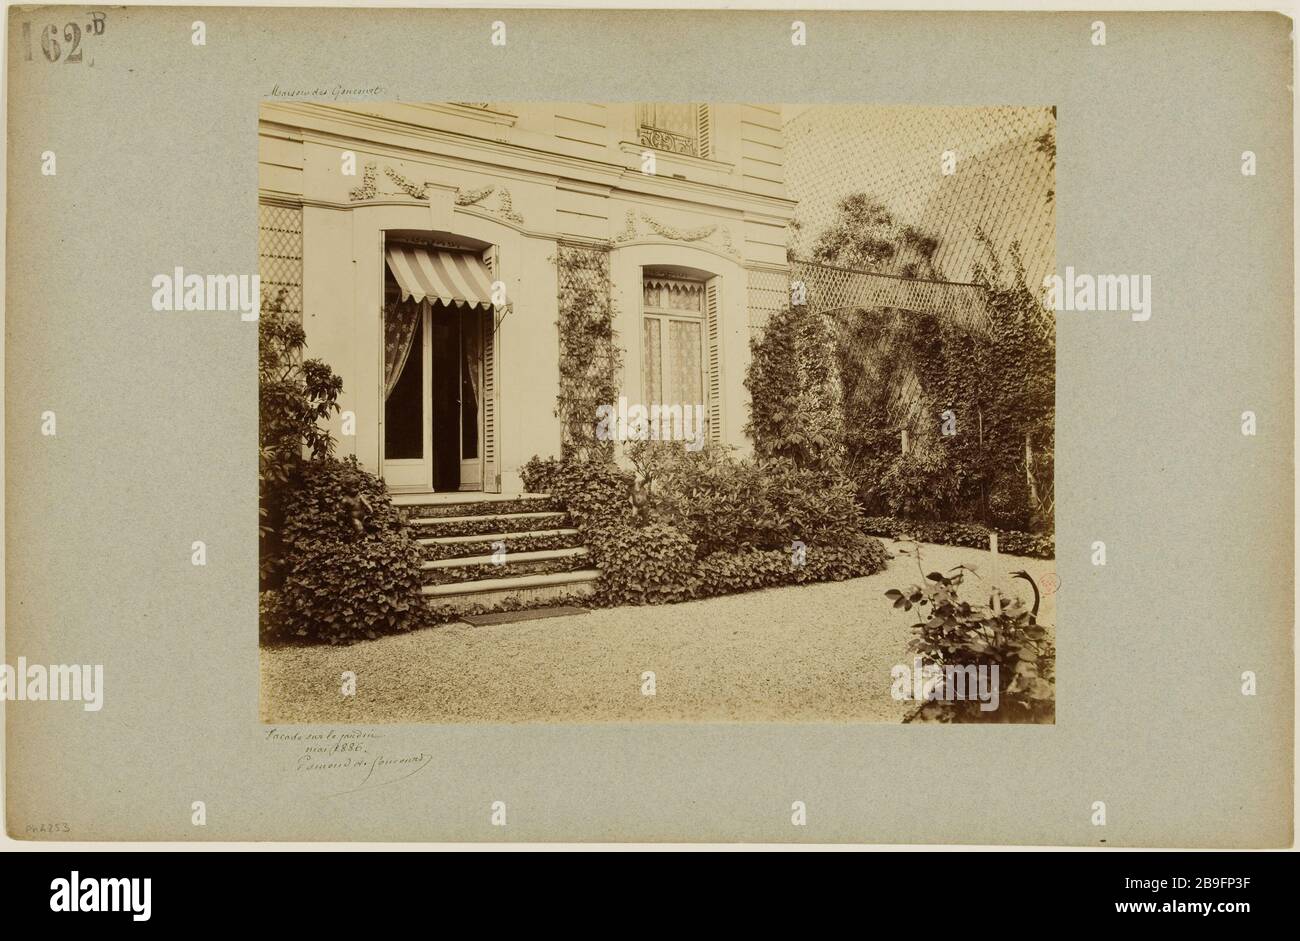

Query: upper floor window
[[638, 104, 711, 159]]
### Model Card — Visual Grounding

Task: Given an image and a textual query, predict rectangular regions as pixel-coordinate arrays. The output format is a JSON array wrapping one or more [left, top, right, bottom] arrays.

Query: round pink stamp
[[1040, 573, 1060, 596]]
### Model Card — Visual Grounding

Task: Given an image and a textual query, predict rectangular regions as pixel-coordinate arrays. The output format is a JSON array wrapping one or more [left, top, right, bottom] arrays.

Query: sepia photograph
[[257, 101, 1057, 724], [3, 0, 1292, 866]]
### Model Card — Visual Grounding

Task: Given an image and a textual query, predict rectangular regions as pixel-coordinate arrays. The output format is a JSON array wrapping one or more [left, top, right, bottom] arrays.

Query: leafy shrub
[[520, 455, 633, 531], [987, 470, 1032, 531], [275, 456, 426, 644], [694, 548, 790, 596], [761, 459, 867, 548], [589, 522, 696, 605], [861, 516, 1054, 559], [525, 449, 888, 607], [641, 445, 776, 556], [632, 444, 866, 557], [518, 455, 560, 493], [693, 533, 889, 598], [800, 534, 891, 582], [259, 589, 287, 643], [885, 563, 1054, 723], [259, 291, 343, 588], [879, 446, 962, 522], [524, 456, 679, 606]]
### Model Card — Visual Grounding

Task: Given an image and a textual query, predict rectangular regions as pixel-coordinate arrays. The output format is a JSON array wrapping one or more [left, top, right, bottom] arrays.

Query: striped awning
[[385, 244, 493, 309]]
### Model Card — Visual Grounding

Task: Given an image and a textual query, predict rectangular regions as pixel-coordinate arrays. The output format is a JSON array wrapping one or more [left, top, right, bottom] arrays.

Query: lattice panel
[[746, 268, 789, 333], [790, 260, 991, 430], [556, 243, 619, 460], [784, 105, 1055, 291], [258, 203, 303, 318], [791, 261, 988, 328]]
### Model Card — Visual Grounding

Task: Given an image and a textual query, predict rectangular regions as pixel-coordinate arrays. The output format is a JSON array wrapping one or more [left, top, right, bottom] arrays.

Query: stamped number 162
[[21, 13, 106, 65]]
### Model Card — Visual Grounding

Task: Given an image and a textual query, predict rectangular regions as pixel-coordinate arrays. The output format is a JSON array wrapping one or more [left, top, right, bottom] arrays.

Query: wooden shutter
[[705, 280, 722, 443], [483, 248, 500, 492], [696, 105, 711, 159]]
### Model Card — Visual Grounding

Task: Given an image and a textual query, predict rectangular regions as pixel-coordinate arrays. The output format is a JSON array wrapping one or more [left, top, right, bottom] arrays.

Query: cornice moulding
[[262, 104, 796, 217]]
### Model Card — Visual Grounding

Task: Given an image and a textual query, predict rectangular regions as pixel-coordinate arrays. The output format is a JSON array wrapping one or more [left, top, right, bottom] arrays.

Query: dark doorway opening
[[430, 313, 460, 491]]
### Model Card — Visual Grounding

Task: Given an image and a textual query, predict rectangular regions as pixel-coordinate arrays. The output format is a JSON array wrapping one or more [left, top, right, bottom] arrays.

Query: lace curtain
[[383, 299, 422, 400]]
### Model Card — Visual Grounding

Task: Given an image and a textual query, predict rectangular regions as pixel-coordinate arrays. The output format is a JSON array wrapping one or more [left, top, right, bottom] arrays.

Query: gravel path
[[261, 541, 1057, 724]]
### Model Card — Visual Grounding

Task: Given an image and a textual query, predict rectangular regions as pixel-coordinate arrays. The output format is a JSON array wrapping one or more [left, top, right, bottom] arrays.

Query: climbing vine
[[555, 244, 623, 461], [745, 303, 847, 474], [834, 232, 1054, 531]]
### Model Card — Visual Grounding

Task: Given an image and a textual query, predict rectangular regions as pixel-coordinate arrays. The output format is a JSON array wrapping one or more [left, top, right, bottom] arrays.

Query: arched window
[[641, 274, 706, 411]]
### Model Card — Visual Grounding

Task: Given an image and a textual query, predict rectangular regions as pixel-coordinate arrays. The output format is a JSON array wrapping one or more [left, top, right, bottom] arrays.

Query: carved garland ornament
[[454, 186, 495, 208], [348, 162, 525, 224], [347, 162, 379, 201], [615, 210, 739, 258]]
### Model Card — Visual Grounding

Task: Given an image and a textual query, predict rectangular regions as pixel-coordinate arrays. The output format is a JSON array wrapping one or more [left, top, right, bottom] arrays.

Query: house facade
[[258, 101, 794, 494]]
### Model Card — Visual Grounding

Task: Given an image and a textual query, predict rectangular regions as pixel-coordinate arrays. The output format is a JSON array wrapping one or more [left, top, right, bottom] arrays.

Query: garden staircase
[[392, 492, 598, 611]]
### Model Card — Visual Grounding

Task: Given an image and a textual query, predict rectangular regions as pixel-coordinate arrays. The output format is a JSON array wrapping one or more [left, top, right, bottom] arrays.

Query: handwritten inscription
[[265, 728, 433, 795], [269, 83, 387, 101]]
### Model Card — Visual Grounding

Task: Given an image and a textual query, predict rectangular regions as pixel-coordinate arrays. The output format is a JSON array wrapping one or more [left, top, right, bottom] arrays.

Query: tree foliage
[[808, 193, 941, 279], [259, 289, 343, 587]]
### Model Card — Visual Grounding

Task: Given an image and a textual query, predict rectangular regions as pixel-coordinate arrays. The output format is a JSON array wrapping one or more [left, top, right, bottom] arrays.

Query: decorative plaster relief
[[349, 161, 524, 224]]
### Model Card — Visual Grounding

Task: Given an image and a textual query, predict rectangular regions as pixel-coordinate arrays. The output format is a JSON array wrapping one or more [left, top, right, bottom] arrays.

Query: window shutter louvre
[[696, 105, 711, 159], [705, 280, 722, 442]]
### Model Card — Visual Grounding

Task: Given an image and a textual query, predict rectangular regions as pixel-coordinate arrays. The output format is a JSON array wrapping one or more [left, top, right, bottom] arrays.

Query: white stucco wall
[[259, 102, 795, 492]]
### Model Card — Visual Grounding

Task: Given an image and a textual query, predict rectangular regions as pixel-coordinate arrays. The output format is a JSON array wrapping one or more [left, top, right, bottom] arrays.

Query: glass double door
[[384, 302, 485, 492]]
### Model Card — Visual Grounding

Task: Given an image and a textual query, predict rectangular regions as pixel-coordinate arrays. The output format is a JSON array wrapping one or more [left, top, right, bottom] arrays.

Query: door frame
[[456, 306, 487, 491], [377, 232, 501, 494], [381, 303, 494, 495], [381, 303, 435, 491]]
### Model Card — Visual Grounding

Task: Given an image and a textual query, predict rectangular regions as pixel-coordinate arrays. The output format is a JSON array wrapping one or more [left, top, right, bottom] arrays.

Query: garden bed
[[521, 446, 892, 608], [862, 516, 1054, 559]]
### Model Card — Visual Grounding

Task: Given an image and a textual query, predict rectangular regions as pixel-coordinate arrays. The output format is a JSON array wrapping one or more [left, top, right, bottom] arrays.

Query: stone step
[[421, 553, 591, 586], [422, 546, 589, 570], [409, 510, 565, 526], [391, 491, 551, 506], [398, 493, 559, 520], [419, 527, 580, 546], [417, 528, 585, 562], [407, 511, 568, 538], [421, 569, 600, 606]]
